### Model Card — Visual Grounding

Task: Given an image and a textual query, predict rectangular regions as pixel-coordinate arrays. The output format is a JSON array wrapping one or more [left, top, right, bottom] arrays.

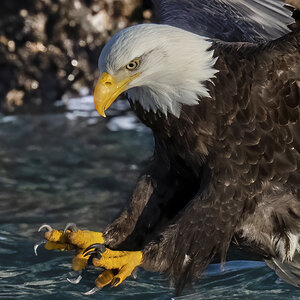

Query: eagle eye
[[126, 59, 140, 71]]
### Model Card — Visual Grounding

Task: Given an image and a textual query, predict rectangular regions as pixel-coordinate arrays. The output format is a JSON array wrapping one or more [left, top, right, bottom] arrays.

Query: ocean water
[[0, 97, 299, 299]]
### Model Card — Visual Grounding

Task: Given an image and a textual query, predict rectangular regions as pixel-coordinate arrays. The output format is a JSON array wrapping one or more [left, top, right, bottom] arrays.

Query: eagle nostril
[[105, 81, 112, 86]]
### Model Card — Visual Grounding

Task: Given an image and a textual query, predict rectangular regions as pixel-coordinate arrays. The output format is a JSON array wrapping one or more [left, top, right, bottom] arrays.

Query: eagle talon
[[33, 239, 47, 256], [84, 250, 102, 259], [111, 277, 120, 287], [37, 224, 109, 287], [83, 243, 106, 257], [83, 286, 101, 296], [38, 224, 53, 232], [132, 268, 138, 279], [67, 271, 83, 284], [90, 249, 143, 287], [64, 223, 78, 234]]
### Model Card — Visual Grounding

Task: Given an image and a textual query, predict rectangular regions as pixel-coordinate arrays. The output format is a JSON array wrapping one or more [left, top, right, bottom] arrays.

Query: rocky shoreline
[[0, 0, 153, 113]]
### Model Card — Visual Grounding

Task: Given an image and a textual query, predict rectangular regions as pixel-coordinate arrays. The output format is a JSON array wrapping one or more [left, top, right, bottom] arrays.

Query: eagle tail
[[265, 253, 300, 287]]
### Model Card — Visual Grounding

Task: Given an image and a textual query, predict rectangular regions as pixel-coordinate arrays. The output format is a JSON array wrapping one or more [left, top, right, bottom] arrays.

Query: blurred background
[[1, 1, 300, 299], [0, 0, 154, 114]]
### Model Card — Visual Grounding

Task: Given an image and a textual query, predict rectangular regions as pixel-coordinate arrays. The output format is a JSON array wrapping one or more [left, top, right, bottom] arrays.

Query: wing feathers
[[153, 0, 294, 41]]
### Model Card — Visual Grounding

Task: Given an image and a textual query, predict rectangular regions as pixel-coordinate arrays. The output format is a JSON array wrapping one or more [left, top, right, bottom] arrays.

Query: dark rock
[[0, 0, 154, 113]]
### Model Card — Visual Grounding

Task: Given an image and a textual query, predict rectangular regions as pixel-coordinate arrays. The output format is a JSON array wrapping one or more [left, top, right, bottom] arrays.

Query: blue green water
[[0, 97, 299, 299]]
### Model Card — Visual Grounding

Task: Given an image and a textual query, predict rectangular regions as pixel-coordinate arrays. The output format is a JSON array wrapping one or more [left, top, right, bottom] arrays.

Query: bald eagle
[[37, 0, 300, 295]]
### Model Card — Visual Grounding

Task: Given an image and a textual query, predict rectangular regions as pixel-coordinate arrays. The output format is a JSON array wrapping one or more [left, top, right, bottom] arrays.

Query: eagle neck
[[130, 98, 217, 168]]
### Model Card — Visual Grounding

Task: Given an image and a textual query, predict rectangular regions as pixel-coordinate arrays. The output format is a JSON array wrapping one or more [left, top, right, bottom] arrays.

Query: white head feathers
[[99, 24, 217, 117]]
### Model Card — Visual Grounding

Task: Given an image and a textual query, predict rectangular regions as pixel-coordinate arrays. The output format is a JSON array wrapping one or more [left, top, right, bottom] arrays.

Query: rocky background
[[0, 0, 154, 113]]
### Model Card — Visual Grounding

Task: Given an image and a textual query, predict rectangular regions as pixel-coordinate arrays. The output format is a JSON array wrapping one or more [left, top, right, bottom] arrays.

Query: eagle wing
[[153, 0, 295, 42], [210, 27, 300, 184]]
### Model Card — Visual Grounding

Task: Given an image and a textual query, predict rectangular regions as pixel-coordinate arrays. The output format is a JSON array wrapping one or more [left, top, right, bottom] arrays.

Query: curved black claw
[[83, 286, 101, 295], [64, 222, 78, 234], [38, 224, 53, 232], [84, 250, 101, 260], [83, 243, 106, 257], [33, 239, 47, 256]]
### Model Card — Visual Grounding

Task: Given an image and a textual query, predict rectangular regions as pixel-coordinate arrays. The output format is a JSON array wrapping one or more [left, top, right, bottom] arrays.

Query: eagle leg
[[35, 174, 155, 288], [84, 244, 143, 287]]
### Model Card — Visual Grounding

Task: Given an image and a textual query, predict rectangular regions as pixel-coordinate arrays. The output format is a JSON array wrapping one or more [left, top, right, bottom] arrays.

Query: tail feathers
[[265, 253, 300, 287]]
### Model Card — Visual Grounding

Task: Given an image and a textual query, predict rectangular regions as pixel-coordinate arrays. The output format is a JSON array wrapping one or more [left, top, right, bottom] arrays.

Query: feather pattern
[[118, 28, 300, 292], [153, 0, 294, 42]]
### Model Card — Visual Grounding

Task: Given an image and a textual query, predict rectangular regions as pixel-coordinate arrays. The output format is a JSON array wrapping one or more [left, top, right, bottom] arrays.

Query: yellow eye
[[126, 59, 140, 71]]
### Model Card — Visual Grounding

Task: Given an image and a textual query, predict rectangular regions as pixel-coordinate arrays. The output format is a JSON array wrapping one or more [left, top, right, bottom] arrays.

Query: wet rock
[[0, 0, 153, 113]]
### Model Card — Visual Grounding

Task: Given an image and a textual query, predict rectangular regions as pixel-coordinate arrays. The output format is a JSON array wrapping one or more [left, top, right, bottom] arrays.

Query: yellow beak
[[94, 72, 140, 117]]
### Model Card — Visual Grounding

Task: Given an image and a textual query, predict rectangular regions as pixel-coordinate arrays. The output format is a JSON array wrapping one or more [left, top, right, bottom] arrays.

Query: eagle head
[[94, 24, 217, 118]]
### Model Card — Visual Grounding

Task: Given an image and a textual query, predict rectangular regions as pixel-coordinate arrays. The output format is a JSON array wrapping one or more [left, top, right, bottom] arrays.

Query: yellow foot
[[35, 223, 105, 271], [35, 223, 142, 294], [83, 243, 143, 288]]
